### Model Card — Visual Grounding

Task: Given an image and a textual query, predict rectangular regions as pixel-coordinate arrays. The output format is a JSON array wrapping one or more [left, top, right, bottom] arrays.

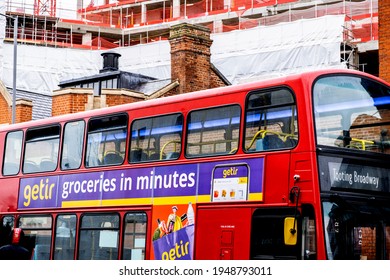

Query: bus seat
[[149, 153, 165, 160], [103, 152, 123, 165], [40, 160, 57, 171], [284, 137, 298, 148], [262, 134, 286, 150], [166, 152, 180, 159], [255, 139, 264, 151], [23, 162, 40, 173], [129, 149, 148, 162]]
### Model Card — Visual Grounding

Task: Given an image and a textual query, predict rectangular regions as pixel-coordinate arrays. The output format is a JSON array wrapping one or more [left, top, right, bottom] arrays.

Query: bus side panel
[[0, 178, 19, 212], [263, 153, 291, 204], [195, 207, 252, 260]]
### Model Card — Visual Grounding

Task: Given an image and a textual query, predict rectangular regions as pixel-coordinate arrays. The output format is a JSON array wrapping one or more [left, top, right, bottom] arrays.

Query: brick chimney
[[15, 100, 33, 123], [379, 2, 390, 82], [169, 23, 213, 95]]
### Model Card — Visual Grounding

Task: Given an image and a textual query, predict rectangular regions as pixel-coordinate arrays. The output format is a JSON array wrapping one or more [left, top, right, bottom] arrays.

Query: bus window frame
[[185, 104, 241, 158], [0, 215, 14, 248], [2, 130, 24, 176], [312, 74, 390, 154], [122, 211, 148, 260], [23, 124, 61, 174], [18, 214, 53, 260], [53, 214, 77, 260], [129, 113, 184, 163], [244, 86, 298, 153], [78, 212, 120, 260], [60, 120, 86, 171], [85, 113, 128, 168]]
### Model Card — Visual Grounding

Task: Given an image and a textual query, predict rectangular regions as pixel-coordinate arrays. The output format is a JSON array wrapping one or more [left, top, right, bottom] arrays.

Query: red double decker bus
[[0, 68, 389, 260]]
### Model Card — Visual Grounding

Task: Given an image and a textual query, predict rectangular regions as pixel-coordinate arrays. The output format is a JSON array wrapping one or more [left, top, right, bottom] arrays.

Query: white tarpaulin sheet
[[0, 14, 345, 95], [0, 0, 5, 80], [0, 41, 171, 95], [211, 15, 346, 84]]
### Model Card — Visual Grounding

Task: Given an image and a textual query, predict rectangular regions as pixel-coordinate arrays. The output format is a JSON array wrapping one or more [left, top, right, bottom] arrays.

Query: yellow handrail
[[160, 140, 181, 160], [246, 130, 297, 150], [246, 129, 267, 150], [350, 138, 375, 150]]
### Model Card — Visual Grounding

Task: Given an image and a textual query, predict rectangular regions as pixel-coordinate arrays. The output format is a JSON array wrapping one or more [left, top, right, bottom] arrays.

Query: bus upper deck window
[[86, 114, 128, 168], [313, 75, 390, 154], [244, 88, 298, 152], [185, 105, 240, 157], [130, 114, 183, 163], [23, 125, 60, 174], [61, 121, 85, 170], [3, 130, 23, 176]]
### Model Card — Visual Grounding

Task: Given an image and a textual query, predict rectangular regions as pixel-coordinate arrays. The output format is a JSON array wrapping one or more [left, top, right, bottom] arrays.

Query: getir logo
[[23, 178, 55, 207], [222, 167, 238, 178], [161, 240, 190, 260]]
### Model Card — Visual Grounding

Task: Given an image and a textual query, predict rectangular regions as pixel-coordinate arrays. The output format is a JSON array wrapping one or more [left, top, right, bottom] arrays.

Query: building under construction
[[2, 0, 378, 72], [0, 0, 381, 122]]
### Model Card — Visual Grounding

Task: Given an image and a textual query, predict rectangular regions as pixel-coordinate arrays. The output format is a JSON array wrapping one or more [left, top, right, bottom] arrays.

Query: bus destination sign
[[319, 155, 390, 193]]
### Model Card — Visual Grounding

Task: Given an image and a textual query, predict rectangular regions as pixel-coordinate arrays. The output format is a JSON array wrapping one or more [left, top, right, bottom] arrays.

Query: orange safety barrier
[[3, 0, 379, 49]]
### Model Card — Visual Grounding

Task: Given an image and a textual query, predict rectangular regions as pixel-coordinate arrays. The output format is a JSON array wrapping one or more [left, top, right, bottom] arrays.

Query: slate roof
[[9, 89, 52, 120], [58, 68, 170, 95]]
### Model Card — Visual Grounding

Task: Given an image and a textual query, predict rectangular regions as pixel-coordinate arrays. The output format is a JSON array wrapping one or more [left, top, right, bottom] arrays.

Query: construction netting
[[71, 0, 377, 46], [81, 0, 376, 39], [1, 12, 345, 96], [211, 14, 346, 84], [82, 0, 297, 27], [1, 0, 378, 48]]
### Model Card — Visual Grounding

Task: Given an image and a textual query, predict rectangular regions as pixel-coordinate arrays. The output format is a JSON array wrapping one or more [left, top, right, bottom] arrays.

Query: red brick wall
[[52, 90, 146, 116], [52, 93, 88, 116], [15, 102, 33, 123], [105, 94, 143, 107], [0, 96, 12, 125], [361, 228, 376, 260], [210, 70, 227, 88], [0, 84, 32, 124], [379, 2, 390, 82]]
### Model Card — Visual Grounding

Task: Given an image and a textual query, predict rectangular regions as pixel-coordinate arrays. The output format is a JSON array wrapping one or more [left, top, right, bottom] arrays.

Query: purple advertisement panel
[[18, 176, 60, 209], [153, 164, 198, 198], [18, 158, 264, 209], [153, 224, 195, 260], [59, 168, 155, 202]]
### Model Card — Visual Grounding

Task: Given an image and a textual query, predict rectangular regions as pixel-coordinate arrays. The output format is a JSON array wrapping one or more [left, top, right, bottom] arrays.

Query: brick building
[[168, 23, 228, 96], [379, 2, 390, 82], [0, 23, 228, 122]]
